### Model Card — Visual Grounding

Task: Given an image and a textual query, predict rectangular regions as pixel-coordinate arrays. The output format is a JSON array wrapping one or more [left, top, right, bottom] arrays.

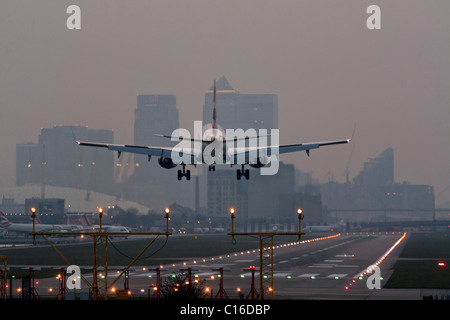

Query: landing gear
[[209, 165, 216, 172], [236, 165, 250, 180], [177, 164, 191, 180]]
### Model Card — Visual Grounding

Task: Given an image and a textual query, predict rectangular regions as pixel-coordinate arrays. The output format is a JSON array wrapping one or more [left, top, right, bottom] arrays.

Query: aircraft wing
[[278, 139, 351, 155], [78, 138, 349, 165], [231, 138, 350, 163], [76, 141, 197, 163]]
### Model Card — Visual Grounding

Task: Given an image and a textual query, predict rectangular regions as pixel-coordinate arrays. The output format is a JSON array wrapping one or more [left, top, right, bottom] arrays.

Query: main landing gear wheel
[[177, 165, 191, 180], [236, 165, 250, 180]]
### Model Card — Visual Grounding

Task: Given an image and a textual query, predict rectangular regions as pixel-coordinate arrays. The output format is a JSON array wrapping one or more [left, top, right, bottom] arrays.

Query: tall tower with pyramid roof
[[202, 76, 278, 132], [202, 77, 279, 219]]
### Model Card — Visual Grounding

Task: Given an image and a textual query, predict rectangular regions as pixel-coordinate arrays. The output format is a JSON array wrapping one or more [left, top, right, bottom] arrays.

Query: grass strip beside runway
[[385, 232, 450, 289]]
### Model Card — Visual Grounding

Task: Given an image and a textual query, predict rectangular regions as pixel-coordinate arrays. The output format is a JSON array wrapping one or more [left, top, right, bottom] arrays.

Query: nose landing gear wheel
[[177, 165, 191, 180], [236, 165, 250, 180]]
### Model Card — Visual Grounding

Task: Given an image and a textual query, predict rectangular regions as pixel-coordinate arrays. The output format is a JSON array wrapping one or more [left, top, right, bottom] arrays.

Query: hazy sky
[[1, 1, 449, 206]]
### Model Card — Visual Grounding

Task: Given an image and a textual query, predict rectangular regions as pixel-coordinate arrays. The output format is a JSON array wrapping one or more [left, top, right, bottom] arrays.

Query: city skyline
[[0, 1, 448, 206], [8, 75, 449, 208]]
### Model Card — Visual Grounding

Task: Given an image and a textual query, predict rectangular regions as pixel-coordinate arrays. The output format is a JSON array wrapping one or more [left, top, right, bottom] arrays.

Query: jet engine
[[248, 157, 268, 169], [158, 157, 177, 169]]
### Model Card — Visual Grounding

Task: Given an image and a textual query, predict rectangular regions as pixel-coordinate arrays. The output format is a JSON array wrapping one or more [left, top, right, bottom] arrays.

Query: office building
[[353, 147, 394, 186], [321, 147, 435, 222], [121, 94, 181, 209], [207, 162, 295, 225], [25, 198, 65, 216], [134, 95, 179, 148]]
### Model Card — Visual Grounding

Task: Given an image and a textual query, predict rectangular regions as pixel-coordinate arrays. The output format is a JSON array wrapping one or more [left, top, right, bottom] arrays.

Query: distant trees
[[160, 272, 206, 301], [112, 207, 138, 227]]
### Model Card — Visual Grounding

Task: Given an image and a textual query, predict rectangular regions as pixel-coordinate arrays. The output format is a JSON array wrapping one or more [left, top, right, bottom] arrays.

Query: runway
[[13, 232, 408, 300], [125, 232, 408, 300]]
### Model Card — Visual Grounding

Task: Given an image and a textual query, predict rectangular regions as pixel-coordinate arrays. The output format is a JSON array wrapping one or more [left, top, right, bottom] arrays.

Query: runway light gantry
[[29, 205, 173, 300], [228, 207, 305, 300]]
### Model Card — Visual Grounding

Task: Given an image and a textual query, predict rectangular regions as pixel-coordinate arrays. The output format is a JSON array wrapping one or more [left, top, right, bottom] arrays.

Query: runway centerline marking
[[327, 274, 347, 279], [298, 273, 319, 278]]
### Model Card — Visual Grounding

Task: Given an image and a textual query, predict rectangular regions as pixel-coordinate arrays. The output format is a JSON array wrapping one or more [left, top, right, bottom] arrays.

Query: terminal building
[[24, 198, 65, 216]]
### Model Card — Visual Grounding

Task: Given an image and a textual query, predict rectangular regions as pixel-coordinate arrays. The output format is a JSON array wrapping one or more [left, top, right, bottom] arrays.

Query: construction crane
[[76, 148, 84, 189], [85, 149, 97, 201], [41, 144, 46, 199], [344, 124, 357, 183], [344, 142, 355, 183]]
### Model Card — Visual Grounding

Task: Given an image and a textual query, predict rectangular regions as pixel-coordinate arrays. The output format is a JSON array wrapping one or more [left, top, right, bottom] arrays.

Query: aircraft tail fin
[[0, 211, 10, 227], [81, 214, 92, 228], [0, 211, 8, 220], [35, 215, 43, 224], [64, 215, 72, 225]]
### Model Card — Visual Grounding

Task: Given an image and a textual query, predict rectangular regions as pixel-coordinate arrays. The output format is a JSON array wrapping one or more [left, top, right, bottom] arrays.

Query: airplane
[[77, 80, 351, 180], [0, 211, 74, 234], [35, 215, 82, 232], [79, 214, 130, 235], [305, 223, 345, 232], [305, 225, 333, 232]]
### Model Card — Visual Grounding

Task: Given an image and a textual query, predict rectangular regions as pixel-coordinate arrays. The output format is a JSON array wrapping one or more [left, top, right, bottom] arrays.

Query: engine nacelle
[[158, 157, 177, 169], [249, 157, 268, 169]]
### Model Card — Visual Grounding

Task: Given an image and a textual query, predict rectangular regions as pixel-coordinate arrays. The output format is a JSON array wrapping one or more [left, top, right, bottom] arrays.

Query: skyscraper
[[134, 95, 179, 148], [203, 77, 282, 221], [122, 94, 181, 209], [353, 147, 394, 186]]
